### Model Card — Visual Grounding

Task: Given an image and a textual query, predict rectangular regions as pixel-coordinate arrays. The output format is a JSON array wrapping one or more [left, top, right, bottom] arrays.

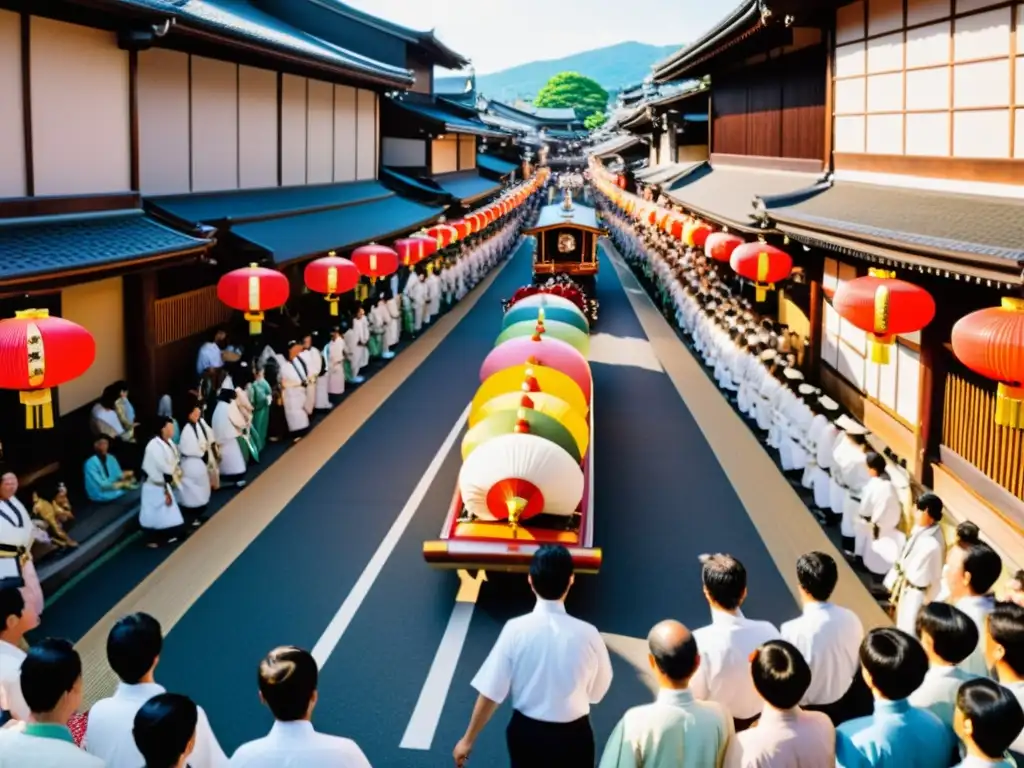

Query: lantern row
[[591, 167, 1024, 430]]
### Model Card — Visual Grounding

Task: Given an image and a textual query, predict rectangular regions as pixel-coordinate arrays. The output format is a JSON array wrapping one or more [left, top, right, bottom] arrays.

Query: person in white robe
[[343, 317, 366, 384], [406, 270, 427, 332], [354, 307, 371, 369], [780, 383, 818, 473], [177, 402, 216, 526], [0, 474, 42, 627], [324, 327, 346, 396], [385, 291, 401, 348], [886, 492, 946, 634], [139, 419, 186, 547], [810, 398, 841, 510], [276, 341, 310, 439], [440, 262, 454, 307], [854, 452, 905, 575], [299, 334, 327, 414], [371, 295, 394, 359], [425, 264, 442, 323], [834, 424, 871, 553], [212, 389, 248, 484]]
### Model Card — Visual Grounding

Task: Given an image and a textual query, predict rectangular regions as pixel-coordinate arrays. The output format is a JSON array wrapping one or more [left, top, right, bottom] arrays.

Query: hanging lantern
[[395, 238, 429, 267], [424, 224, 457, 249], [466, 212, 485, 233], [683, 218, 712, 248], [832, 269, 936, 364], [303, 252, 359, 316], [730, 241, 793, 302], [705, 232, 744, 263], [951, 297, 1024, 428], [0, 309, 96, 429], [351, 243, 399, 281], [218, 263, 290, 335]]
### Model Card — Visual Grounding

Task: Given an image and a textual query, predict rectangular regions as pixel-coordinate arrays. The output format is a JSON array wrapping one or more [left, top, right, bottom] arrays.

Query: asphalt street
[[52, 237, 799, 766]]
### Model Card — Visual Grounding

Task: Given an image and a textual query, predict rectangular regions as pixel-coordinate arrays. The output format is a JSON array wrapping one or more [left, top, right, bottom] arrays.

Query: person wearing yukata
[[0, 473, 42, 627], [598, 619, 730, 768], [984, 601, 1024, 761], [113, 381, 139, 444], [299, 333, 327, 414], [832, 422, 871, 554], [944, 533, 1002, 678], [354, 306, 371, 370], [211, 389, 248, 488], [369, 296, 391, 360], [385, 290, 401, 351], [157, 395, 181, 443], [406, 268, 427, 333], [908, 602, 979, 737], [277, 339, 311, 441], [261, 352, 288, 444], [139, 418, 185, 548], [246, 365, 273, 457], [725, 640, 835, 767], [0, 639, 103, 768], [177, 400, 216, 529], [440, 261, 454, 309], [324, 327, 346, 398], [952, 679, 1024, 768], [83, 436, 135, 504], [425, 262, 442, 323], [343, 316, 366, 385], [886, 492, 946, 634], [854, 452, 904, 575]]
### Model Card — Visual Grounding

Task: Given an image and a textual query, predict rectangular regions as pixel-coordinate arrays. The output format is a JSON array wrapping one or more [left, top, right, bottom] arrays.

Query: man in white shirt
[[781, 552, 868, 725], [690, 553, 780, 730], [944, 535, 1002, 677], [887, 493, 946, 634], [0, 639, 103, 767], [229, 645, 371, 767], [854, 453, 904, 575], [984, 601, 1024, 761], [909, 602, 978, 733], [0, 587, 33, 721], [455, 544, 613, 767], [86, 612, 227, 767]]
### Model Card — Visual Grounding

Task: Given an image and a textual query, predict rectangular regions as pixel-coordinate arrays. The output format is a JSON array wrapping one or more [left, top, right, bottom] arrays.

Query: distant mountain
[[475, 41, 681, 105]]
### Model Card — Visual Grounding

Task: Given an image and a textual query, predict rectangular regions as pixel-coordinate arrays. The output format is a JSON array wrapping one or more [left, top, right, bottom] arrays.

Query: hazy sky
[[342, 0, 724, 74]]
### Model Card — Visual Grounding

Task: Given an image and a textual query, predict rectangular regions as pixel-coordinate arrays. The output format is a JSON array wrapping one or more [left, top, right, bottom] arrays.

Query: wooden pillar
[[123, 271, 159, 420], [807, 277, 823, 383], [916, 321, 947, 486]]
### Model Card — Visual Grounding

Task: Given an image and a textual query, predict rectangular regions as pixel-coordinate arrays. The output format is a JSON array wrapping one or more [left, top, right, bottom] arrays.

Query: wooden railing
[[943, 370, 1024, 501], [155, 285, 233, 347]]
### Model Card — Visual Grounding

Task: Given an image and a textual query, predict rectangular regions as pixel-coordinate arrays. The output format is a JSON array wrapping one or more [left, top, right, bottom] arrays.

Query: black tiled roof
[[432, 171, 502, 203], [764, 181, 1024, 265], [477, 154, 519, 178], [0, 210, 209, 285], [388, 96, 509, 139]]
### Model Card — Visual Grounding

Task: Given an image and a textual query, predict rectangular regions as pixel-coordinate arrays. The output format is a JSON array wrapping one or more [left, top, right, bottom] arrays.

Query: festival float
[[423, 286, 600, 573]]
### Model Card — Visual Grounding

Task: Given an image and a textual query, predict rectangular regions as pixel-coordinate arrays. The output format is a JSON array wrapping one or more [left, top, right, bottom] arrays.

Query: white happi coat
[[829, 434, 857, 516], [406, 276, 427, 331], [802, 413, 830, 489], [854, 475, 904, 573], [324, 337, 345, 396], [370, 301, 390, 354], [812, 422, 840, 508], [385, 296, 401, 347], [886, 524, 946, 634], [304, 346, 329, 410], [277, 354, 310, 433], [840, 449, 872, 538], [177, 419, 215, 508], [779, 398, 814, 472], [344, 326, 364, 379], [355, 314, 371, 367], [212, 399, 247, 477], [140, 437, 185, 531], [297, 349, 319, 415], [425, 272, 441, 321]]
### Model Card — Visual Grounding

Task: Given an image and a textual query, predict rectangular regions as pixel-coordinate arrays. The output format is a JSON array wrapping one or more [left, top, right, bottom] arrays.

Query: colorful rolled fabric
[[472, 363, 588, 417], [481, 335, 591, 399], [469, 390, 589, 457], [503, 303, 589, 334], [496, 319, 590, 355], [462, 408, 581, 463]]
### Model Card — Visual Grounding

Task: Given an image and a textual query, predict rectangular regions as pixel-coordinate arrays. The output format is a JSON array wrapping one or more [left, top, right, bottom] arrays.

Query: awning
[[230, 195, 443, 265], [665, 163, 824, 232], [588, 134, 642, 159], [477, 154, 519, 178], [432, 171, 502, 204], [387, 96, 509, 139], [764, 181, 1024, 285], [0, 209, 210, 289], [380, 167, 451, 203], [634, 162, 702, 186]]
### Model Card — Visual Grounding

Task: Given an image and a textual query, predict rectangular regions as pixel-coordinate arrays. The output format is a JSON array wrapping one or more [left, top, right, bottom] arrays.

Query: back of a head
[[21, 638, 81, 714], [963, 541, 1003, 596], [795, 552, 838, 602], [915, 602, 978, 665], [700, 553, 746, 611], [751, 640, 812, 710], [258, 646, 318, 722], [108, 612, 163, 684], [957, 678, 1024, 759], [647, 620, 698, 683], [133, 693, 198, 768], [987, 601, 1024, 677], [865, 451, 886, 475], [956, 521, 981, 545], [916, 492, 944, 522], [0, 587, 25, 633], [860, 627, 928, 701], [529, 544, 574, 600]]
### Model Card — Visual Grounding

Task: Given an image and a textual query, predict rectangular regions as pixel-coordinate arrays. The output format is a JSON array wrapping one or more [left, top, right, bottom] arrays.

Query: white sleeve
[[0, 672, 30, 721], [470, 625, 514, 704], [193, 706, 230, 767], [588, 631, 614, 704]]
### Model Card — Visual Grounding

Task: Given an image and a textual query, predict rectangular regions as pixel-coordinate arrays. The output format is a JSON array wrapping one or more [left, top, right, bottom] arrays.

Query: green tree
[[534, 72, 609, 121], [583, 112, 608, 131]]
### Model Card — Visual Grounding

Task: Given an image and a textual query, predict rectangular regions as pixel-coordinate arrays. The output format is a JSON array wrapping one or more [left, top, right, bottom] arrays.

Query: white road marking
[[311, 404, 471, 668], [400, 570, 487, 750]]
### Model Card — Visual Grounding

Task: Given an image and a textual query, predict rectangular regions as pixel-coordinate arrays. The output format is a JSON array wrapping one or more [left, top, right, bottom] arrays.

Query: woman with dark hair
[[177, 398, 216, 528], [211, 389, 247, 486], [139, 417, 185, 548], [132, 693, 198, 768]]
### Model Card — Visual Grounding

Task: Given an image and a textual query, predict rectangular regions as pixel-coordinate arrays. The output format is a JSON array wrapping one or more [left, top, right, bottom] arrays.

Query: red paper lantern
[[833, 269, 936, 365], [729, 242, 793, 302], [351, 243, 399, 280], [218, 264, 290, 335], [0, 309, 96, 428], [617, 175, 627, 189], [951, 297, 1024, 428], [424, 224, 457, 249], [450, 220, 472, 240], [303, 252, 359, 316], [466, 212, 485, 233], [705, 232, 744, 263], [394, 238, 430, 268]]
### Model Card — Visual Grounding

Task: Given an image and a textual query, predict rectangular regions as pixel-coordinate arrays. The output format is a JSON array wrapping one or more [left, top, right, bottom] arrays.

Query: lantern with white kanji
[[217, 264, 290, 335]]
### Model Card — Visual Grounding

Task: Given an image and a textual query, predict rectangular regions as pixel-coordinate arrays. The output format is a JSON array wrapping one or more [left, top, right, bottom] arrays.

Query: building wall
[[59, 277, 125, 415], [834, 0, 1024, 162], [138, 51, 378, 195], [677, 143, 710, 162], [0, 10, 25, 197], [432, 136, 458, 174], [383, 137, 427, 167], [712, 45, 827, 160], [458, 134, 476, 170]]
